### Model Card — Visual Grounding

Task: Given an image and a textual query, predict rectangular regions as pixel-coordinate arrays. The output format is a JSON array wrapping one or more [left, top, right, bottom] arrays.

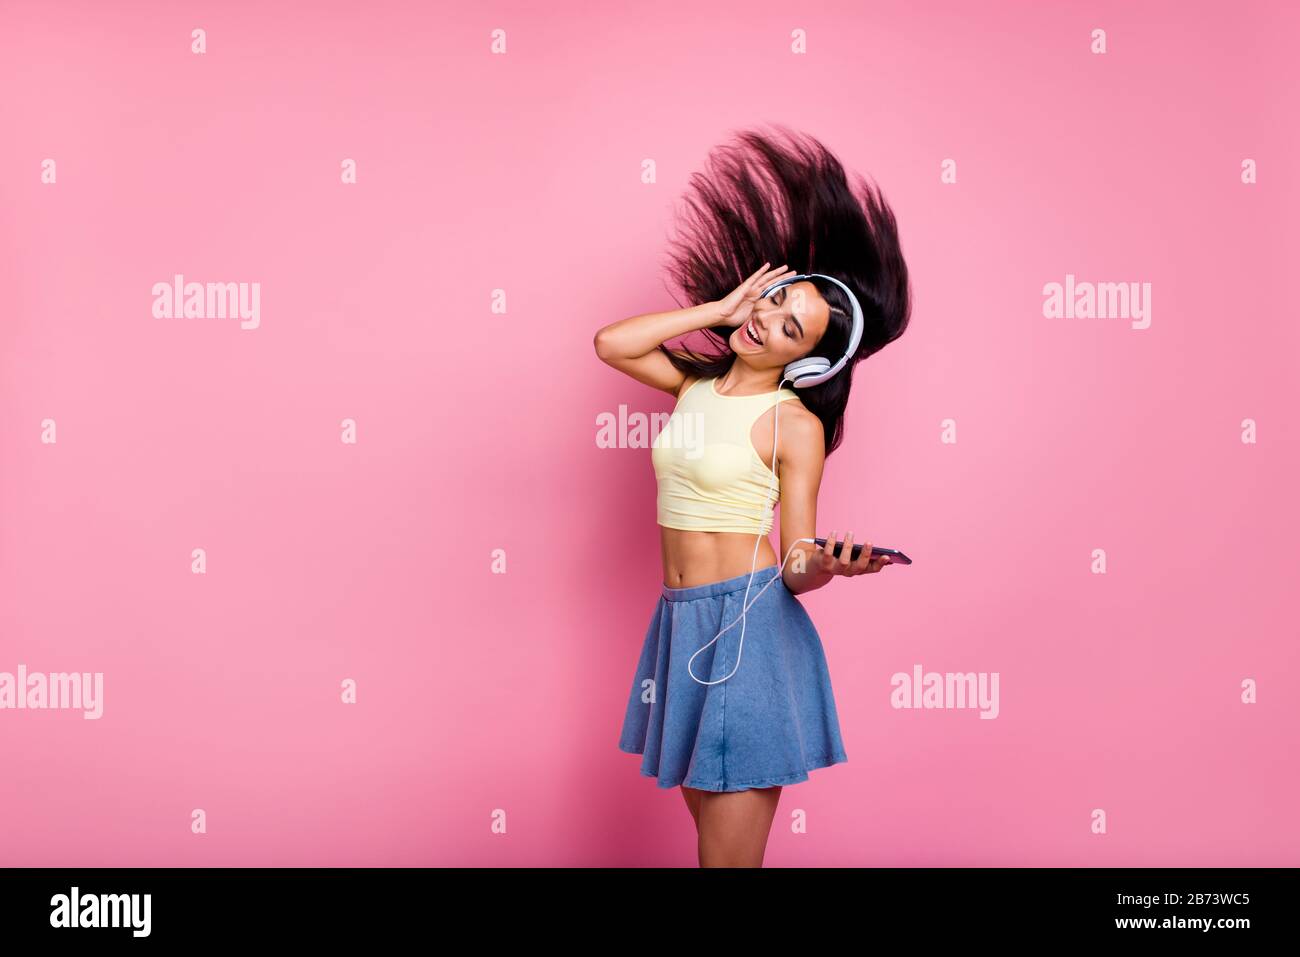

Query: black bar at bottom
[[0, 866, 1291, 943]]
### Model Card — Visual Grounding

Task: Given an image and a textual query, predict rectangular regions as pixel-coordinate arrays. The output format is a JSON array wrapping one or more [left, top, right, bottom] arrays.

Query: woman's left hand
[[816, 530, 892, 577]]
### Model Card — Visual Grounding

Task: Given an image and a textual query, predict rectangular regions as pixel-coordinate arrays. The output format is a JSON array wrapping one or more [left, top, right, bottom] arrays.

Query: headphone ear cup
[[784, 356, 831, 387]]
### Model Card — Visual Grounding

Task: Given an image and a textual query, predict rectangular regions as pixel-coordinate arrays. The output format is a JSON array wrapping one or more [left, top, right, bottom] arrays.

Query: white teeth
[[746, 320, 762, 345]]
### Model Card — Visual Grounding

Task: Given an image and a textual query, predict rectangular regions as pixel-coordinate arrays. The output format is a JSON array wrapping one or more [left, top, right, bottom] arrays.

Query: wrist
[[701, 300, 729, 326], [782, 562, 833, 596]]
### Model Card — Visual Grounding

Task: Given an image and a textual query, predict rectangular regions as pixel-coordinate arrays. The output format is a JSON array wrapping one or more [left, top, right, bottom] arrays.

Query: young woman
[[595, 127, 911, 867]]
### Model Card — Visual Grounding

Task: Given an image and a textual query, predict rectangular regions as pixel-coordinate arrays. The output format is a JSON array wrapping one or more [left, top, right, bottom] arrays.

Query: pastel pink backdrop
[[2, 0, 1297, 866]]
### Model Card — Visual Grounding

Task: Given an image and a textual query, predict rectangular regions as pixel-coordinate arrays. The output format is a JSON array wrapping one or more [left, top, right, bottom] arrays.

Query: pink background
[[2, 0, 1297, 866]]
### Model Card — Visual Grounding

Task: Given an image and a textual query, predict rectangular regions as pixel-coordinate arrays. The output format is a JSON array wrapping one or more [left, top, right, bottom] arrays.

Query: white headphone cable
[[687, 374, 815, 686]]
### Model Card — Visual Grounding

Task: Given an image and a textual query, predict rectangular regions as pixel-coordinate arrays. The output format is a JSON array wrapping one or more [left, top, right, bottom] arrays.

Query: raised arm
[[592, 301, 723, 397], [594, 262, 798, 397]]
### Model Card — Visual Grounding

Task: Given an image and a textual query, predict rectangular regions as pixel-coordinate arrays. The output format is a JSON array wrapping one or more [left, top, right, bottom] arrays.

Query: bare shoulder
[[777, 397, 820, 434], [776, 400, 825, 461]]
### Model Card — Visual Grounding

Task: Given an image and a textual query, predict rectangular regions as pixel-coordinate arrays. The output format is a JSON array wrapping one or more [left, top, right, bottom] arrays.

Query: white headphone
[[687, 272, 865, 685], [770, 272, 866, 389]]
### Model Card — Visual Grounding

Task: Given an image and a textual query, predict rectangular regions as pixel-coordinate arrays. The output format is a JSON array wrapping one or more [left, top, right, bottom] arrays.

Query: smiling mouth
[[744, 319, 763, 346]]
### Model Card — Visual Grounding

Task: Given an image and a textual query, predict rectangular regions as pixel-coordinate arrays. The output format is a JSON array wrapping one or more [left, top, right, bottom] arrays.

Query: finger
[[750, 263, 787, 293], [820, 530, 837, 568], [760, 264, 792, 290], [738, 265, 768, 298], [838, 530, 854, 569], [744, 274, 770, 298], [852, 540, 874, 572]]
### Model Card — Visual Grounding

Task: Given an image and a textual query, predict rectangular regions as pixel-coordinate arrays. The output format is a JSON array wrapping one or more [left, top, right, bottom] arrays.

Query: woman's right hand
[[713, 262, 797, 327]]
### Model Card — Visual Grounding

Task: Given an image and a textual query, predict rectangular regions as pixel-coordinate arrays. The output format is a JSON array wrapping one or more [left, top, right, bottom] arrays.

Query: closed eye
[[777, 290, 805, 339]]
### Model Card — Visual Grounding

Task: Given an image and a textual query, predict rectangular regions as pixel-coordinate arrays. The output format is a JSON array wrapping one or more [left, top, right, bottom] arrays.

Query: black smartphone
[[812, 538, 912, 565]]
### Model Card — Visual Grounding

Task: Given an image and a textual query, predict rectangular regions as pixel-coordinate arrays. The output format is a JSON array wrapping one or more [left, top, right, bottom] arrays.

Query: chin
[[733, 353, 773, 373]]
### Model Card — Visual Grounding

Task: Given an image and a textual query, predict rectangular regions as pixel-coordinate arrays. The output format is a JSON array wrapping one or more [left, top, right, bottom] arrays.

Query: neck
[[718, 361, 783, 395]]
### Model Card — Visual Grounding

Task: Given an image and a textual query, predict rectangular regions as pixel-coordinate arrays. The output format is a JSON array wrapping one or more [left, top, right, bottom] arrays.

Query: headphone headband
[[758, 272, 864, 388]]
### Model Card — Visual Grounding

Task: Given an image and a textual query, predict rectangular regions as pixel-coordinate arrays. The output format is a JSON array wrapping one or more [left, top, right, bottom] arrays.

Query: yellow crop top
[[651, 375, 800, 535]]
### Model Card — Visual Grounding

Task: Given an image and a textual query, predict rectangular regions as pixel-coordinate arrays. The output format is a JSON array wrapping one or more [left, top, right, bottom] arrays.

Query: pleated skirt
[[618, 564, 848, 792]]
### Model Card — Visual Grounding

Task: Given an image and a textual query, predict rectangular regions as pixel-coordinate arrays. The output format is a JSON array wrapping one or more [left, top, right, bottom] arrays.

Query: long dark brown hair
[[658, 124, 912, 456]]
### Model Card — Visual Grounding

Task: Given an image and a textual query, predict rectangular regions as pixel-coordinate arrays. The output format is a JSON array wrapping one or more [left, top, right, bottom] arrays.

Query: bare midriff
[[660, 525, 779, 589]]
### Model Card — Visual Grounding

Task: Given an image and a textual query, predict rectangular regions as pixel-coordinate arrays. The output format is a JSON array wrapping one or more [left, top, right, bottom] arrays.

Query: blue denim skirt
[[618, 564, 848, 792]]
